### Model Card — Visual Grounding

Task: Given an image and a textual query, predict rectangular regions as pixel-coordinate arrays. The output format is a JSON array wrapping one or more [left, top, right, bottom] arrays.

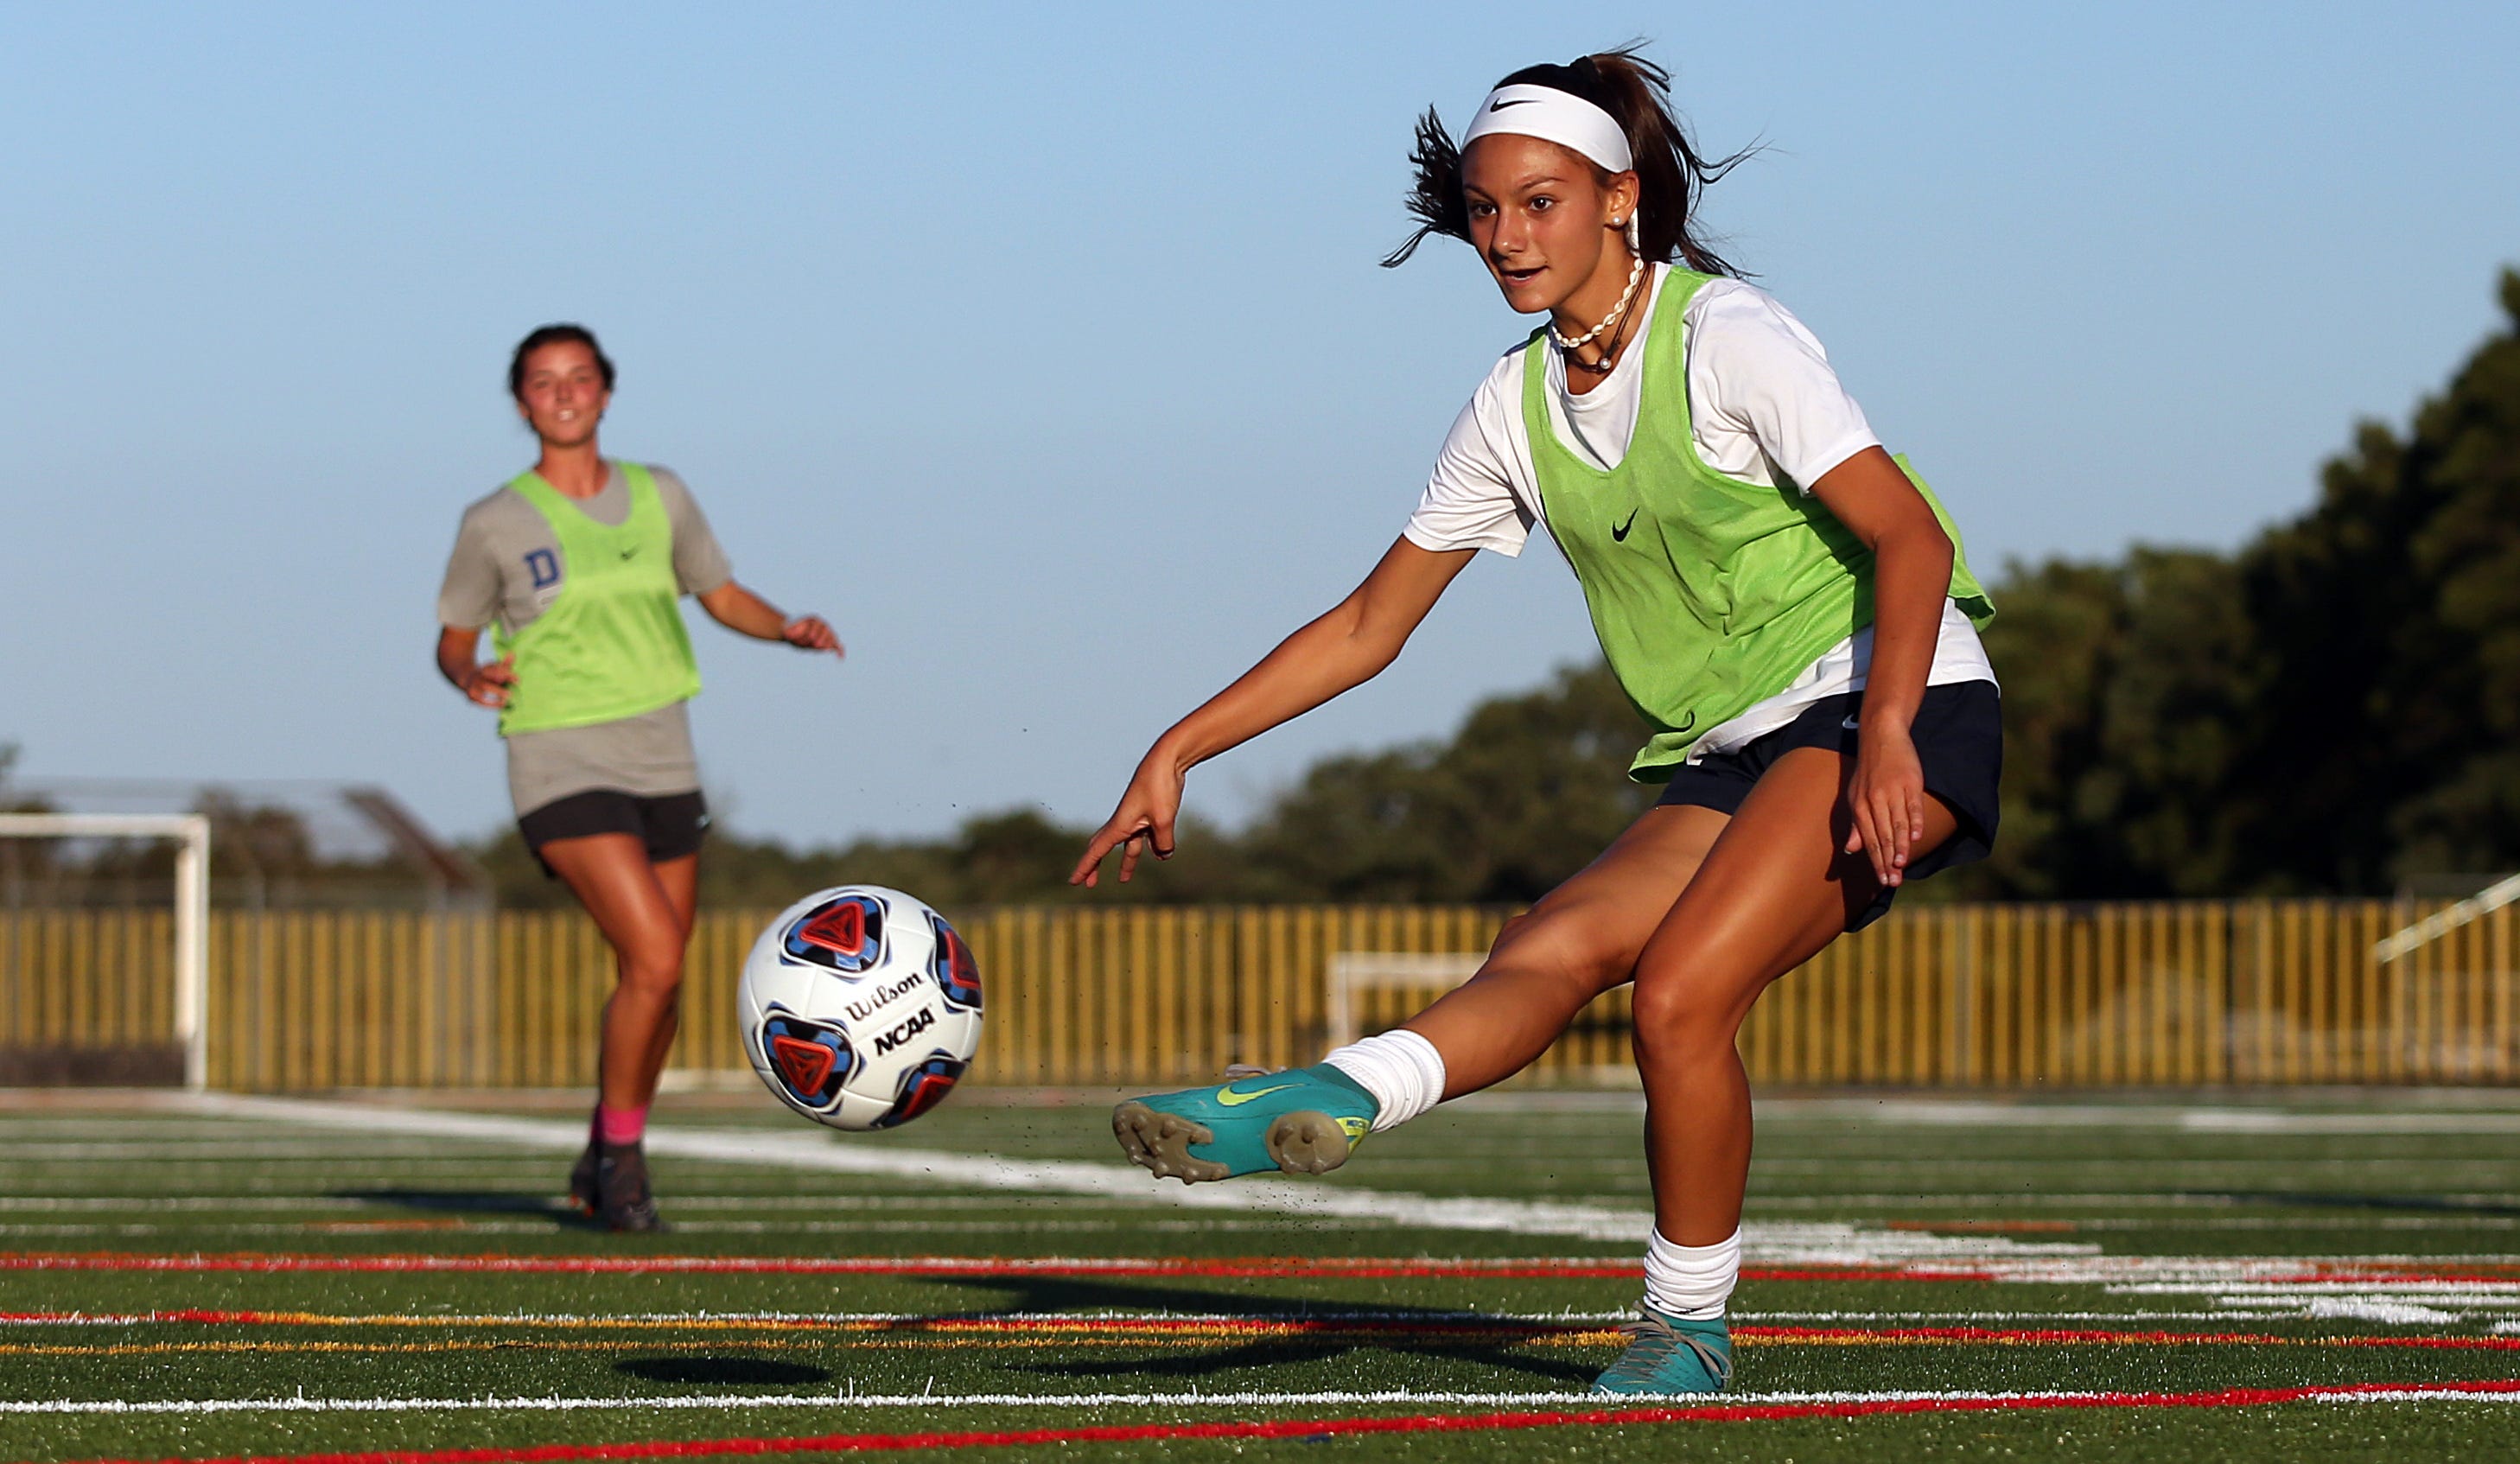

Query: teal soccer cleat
[[1590, 1308, 1734, 1396], [1112, 1065, 1378, 1183]]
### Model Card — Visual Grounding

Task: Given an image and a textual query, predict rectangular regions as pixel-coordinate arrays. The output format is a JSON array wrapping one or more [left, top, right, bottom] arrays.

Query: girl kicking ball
[[1072, 49, 1998, 1394], [436, 323, 842, 1231]]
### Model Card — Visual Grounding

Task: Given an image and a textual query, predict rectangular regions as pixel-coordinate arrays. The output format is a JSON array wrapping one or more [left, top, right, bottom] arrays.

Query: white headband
[[1460, 84, 1634, 173]]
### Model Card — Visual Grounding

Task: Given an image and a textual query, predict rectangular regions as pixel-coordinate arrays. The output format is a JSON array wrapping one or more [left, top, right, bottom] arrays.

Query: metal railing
[[0, 900, 2511, 1091]]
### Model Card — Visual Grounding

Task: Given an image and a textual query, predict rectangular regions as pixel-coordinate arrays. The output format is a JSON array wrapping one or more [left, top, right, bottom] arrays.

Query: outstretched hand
[[1842, 723, 1925, 889], [783, 614, 843, 657], [1071, 756, 1186, 888]]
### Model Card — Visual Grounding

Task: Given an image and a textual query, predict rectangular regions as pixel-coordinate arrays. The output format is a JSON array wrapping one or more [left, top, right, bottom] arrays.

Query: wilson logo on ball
[[784, 894, 887, 973]]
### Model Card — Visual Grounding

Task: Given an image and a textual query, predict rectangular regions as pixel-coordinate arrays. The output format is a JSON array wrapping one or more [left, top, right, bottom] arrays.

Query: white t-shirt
[[1404, 265, 1996, 761]]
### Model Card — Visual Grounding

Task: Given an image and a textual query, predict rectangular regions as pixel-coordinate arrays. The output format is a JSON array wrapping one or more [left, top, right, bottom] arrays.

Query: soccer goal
[[1324, 952, 1484, 1049], [0, 812, 211, 1089], [2371, 871, 2520, 962]]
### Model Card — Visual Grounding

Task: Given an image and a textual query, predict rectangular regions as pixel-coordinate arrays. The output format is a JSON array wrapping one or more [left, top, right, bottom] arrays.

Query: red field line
[[1741, 1325, 2520, 1351], [13, 1311, 2520, 1353], [0, 1253, 1645, 1280], [40, 1380, 2520, 1464]]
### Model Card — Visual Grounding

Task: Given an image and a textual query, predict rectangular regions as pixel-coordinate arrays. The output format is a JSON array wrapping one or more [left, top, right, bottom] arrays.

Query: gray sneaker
[[594, 1141, 666, 1232]]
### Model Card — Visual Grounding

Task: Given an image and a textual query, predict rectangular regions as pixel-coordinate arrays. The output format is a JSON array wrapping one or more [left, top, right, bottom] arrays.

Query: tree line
[[456, 267, 2515, 907]]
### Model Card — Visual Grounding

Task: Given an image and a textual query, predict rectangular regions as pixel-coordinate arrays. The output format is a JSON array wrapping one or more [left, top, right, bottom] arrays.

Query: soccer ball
[[737, 886, 983, 1131]]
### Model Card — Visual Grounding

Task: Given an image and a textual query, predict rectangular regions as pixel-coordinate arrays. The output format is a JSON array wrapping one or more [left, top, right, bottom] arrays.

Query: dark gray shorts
[[1655, 680, 2001, 930], [517, 788, 710, 877]]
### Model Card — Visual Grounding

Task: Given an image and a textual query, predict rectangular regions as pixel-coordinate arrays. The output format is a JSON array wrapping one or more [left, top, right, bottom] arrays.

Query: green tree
[[1974, 267, 2520, 897], [1955, 549, 2253, 899], [2231, 269, 2520, 890], [1231, 662, 1653, 902]]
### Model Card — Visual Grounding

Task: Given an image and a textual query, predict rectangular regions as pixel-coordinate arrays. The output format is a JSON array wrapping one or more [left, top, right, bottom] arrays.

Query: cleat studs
[[1111, 1100, 1229, 1183], [1263, 1110, 1352, 1177]]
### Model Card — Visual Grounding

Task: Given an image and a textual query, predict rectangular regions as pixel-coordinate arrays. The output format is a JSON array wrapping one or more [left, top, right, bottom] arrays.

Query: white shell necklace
[[1550, 252, 1647, 360]]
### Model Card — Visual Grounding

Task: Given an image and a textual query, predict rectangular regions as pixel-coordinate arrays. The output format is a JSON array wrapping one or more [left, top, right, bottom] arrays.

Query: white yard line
[[143, 1095, 2520, 1294], [178, 1092, 1657, 1242], [171, 1094, 2125, 1266], [7, 1384, 2519, 1416], [0, 1195, 1162, 1213]]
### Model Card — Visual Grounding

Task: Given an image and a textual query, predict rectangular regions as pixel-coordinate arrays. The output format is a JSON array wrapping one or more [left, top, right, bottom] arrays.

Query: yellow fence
[[1, 901, 2513, 1090]]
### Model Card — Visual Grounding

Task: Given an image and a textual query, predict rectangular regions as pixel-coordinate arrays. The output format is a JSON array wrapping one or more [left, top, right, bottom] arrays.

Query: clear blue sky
[[2, 3, 2514, 850]]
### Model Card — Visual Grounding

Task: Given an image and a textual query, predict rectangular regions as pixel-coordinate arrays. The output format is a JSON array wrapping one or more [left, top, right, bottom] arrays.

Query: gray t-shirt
[[436, 463, 736, 818]]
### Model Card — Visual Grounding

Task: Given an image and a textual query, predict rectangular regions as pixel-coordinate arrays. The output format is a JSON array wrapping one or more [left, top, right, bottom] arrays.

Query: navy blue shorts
[[1654, 680, 2001, 930]]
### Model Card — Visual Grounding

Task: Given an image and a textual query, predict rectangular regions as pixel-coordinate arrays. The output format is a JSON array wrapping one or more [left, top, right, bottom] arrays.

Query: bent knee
[[616, 956, 686, 999], [1629, 971, 1760, 1059]]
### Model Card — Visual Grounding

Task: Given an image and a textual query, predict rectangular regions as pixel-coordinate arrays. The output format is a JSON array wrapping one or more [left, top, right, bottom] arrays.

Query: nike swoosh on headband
[[1461, 84, 1634, 174]]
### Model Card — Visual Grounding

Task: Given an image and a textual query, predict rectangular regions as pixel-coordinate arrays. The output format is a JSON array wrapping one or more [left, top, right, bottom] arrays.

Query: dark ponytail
[[1384, 111, 1469, 268], [1381, 43, 1752, 276]]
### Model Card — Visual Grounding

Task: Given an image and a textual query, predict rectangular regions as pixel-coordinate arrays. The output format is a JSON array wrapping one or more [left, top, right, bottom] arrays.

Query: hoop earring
[[1625, 212, 1642, 256]]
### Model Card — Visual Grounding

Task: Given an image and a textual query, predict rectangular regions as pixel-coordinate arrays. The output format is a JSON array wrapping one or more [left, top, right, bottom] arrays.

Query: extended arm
[[697, 582, 843, 655], [1804, 446, 1956, 886], [1070, 537, 1475, 887]]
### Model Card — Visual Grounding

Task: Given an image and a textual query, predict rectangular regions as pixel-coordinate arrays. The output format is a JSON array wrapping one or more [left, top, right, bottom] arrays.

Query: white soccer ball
[[737, 885, 983, 1131]]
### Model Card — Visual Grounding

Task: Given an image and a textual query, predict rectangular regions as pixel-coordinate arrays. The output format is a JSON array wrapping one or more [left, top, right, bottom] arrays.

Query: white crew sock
[[1320, 1029, 1447, 1133], [1643, 1227, 1742, 1321]]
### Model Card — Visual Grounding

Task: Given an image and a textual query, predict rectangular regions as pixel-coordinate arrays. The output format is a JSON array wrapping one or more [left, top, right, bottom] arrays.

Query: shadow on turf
[[328, 1189, 1600, 1384], [331, 1187, 608, 1230], [958, 1274, 1598, 1387], [616, 1357, 831, 1387]]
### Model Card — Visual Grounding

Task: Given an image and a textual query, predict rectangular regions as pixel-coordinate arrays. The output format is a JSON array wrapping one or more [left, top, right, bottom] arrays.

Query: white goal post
[[0, 812, 212, 1090], [1324, 952, 1485, 1049], [2372, 871, 2520, 964]]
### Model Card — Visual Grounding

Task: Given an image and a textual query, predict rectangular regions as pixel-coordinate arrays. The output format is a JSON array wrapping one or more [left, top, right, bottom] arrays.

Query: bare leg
[[1404, 804, 1729, 1098], [541, 835, 693, 1113], [638, 853, 699, 1085], [1628, 748, 1957, 1244]]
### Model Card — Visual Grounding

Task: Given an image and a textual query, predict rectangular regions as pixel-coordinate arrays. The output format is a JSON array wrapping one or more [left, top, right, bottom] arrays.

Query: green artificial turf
[[3, 1087, 2518, 1462]]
